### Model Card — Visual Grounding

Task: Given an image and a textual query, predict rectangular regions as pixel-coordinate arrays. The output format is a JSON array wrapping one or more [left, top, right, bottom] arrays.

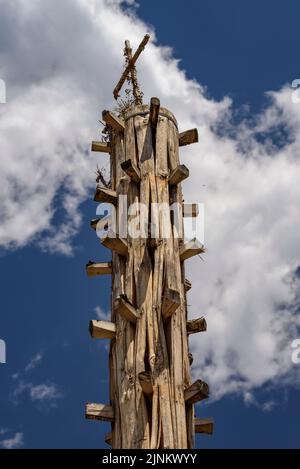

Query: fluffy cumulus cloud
[[0, 431, 24, 449], [0, 0, 299, 403]]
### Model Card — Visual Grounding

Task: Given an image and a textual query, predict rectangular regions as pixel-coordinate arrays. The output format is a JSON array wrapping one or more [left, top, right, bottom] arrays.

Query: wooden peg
[[186, 317, 207, 334], [94, 186, 117, 205], [194, 418, 214, 435], [185, 380, 209, 405], [91, 141, 111, 153], [178, 128, 198, 147], [169, 164, 189, 186], [102, 110, 125, 132], [114, 295, 139, 324], [162, 288, 181, 319], [86, 261, 112, 277], [101, 232, 128, 257], [85, 403, 114, 422], [90, 218, 110, 232], [180, 238, 205, 261], [121, 159, 141, 183], [89, 320, 116, 339], [105, 432, 112, 446]]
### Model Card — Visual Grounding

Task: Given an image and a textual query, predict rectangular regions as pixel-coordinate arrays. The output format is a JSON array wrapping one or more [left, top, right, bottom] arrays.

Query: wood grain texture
[[89, 320, 116, 339], [86, 261, 112, 277], [91, 141, 111, 153], [86, 403, 114, 422], [178, 128, 198, 147], [88, 102, 209, 449]]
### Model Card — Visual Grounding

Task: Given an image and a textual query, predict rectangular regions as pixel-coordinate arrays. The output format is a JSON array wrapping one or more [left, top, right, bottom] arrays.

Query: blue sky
[[0, 0, 300, 449]]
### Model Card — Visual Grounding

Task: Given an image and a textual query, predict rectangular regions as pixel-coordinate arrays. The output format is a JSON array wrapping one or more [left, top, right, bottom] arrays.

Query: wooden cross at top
[[113, 34, 150, 105]]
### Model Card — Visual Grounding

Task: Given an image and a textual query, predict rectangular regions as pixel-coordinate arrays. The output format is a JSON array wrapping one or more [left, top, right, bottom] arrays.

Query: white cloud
[[29, 383, 62, 403], [0, 432, 24, 449], [0, 0, 299, 404], [11, 380, 63, 407], [24, 351, 43, 372], [94, 305, 110, 321]]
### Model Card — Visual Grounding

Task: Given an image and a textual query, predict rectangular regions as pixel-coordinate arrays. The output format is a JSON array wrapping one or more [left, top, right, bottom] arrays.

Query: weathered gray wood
[[101, 232, 128, 257], [94, 186, 117, 205], [127, 112, 150, 447], [89, 320, 116, 339], [168, 164, 189, 186], [113, 34, 150, 99], [114, 295, 139, 323], [86, 403, 114, 422], [180, 238, 205, 261], [186, 317, 207, 334], [184, 380, 209, 405], [121, 159, 141, 183], [89, 97, 210, 449], [102, 110, 125, 132], [178, 128, 198, 147], [183, 203, 199, 218], [149, 97, 160, 132], [91, 141, 111, 153], [86, 261, 112, 277], [194, 418, 214, 435]]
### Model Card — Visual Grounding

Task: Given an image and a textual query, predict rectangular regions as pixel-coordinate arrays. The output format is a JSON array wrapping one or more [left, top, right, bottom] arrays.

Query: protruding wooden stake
[[105, 432, 112, 446], [179, 128, 198, 147], [102, 110, 125, 132], [180, 238, 205, 261], [194, 418, 214, 435], [90, 218, 110, 232], [169, 164, 189, 186], [94, 186, 117, 205], [86, 403, 114, 422], [187, 317, 207, 334], [91, 141, 111, 153], [138, 371, 153, 396], [185, 380, 209, 405], [89, 320, 116, 339], [121, 159, 141, 183], [149, 97, 160, 132], [184, 278, 192, 292], [162, 288, 181, 319], [183, 203, 199, 218], [114, 295, 139, 324], [86, 261, 112, 277], [101, 232, 128, 257]]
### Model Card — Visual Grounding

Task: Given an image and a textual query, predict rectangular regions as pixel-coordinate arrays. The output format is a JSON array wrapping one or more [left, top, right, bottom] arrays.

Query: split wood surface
[[88, 102, 211, 448]]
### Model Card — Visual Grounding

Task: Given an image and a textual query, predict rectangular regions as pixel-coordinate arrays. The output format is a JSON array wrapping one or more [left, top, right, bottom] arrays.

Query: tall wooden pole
[[86, 37, 213, 449]]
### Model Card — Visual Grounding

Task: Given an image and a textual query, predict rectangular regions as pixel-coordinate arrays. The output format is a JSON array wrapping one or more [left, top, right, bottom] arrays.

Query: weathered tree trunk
[[87, 101, 211, 448]]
